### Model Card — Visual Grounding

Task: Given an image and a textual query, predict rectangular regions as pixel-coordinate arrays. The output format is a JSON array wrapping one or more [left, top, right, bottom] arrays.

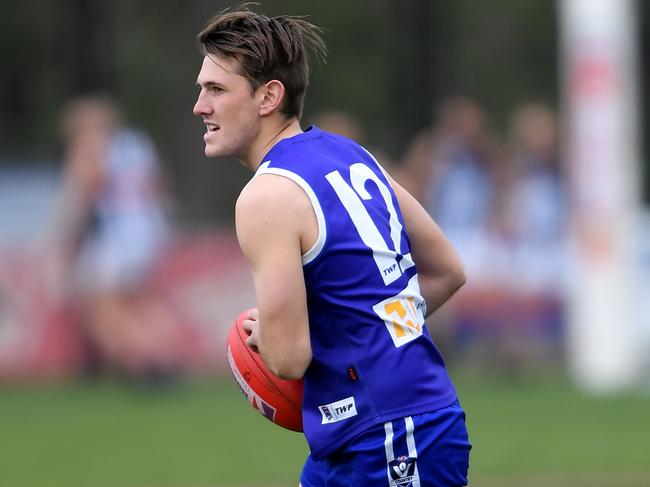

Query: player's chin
[[204, 144, 224, 158]]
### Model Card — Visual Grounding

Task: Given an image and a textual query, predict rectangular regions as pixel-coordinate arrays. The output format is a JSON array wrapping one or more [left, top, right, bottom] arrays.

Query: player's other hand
[[241, 307, 260, 353]]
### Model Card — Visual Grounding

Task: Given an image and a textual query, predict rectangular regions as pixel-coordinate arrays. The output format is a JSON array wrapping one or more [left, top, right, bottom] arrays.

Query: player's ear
[[258, 80, 285, 116]]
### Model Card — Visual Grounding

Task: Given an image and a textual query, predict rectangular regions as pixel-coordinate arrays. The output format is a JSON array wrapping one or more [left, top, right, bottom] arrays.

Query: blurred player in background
[[499, 102, 567, 368], [194, 6, 470, 486], [52, 95, 181, 380], [506, 102, 567, 295], [399, 96, 509, 279]]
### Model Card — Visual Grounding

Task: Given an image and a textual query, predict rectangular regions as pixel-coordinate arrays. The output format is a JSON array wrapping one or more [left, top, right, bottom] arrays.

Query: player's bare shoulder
[[236, 173, 318, 253], [236, 173, 307, 225]]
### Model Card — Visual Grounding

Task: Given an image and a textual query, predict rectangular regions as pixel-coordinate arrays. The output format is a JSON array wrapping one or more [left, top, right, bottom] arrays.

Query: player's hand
[[241, 307, 260, 353]]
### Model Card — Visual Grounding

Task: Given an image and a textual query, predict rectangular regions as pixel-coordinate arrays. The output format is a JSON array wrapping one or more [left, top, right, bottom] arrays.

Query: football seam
[[235, 323, 302, 412]]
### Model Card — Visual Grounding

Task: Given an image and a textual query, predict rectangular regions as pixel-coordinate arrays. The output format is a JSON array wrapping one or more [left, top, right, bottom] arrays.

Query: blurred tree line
[[4, 0, 645, 225]]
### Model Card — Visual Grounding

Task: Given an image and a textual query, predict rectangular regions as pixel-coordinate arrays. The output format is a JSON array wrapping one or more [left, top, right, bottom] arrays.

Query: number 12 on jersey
[[326, 163, 408, 286]]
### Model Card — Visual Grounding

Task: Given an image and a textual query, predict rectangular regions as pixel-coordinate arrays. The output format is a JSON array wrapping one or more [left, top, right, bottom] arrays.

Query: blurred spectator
[[506, 102, 567, 293], [50, 95, 181, 381], [499, 102, 568, 366], [399, 96, 510, 282]]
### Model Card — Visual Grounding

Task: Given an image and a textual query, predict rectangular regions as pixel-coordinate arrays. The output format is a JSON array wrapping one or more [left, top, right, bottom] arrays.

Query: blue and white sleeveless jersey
[[256, 126, 458, 460]]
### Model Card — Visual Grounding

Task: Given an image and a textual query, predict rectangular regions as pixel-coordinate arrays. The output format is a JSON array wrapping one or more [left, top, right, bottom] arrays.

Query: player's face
[[193, 55, 262, 159]]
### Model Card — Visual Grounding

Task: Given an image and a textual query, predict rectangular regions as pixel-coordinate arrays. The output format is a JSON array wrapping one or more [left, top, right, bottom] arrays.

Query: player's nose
[[193, 92, 211, 117]]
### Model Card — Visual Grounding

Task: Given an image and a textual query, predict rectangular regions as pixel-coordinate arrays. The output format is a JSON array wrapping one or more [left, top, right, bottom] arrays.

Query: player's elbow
[[419, 259, 466, 315], [428, 256, 466, 292], [447, 261, 467, 293], [439, 262, 466, 302]]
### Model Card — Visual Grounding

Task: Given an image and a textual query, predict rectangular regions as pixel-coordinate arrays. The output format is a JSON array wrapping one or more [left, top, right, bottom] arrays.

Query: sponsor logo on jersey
[[388, 456, 418, 487], [373, 275, 426, 348], [227, 345, 276, 422], [318, 396, 357, 424]]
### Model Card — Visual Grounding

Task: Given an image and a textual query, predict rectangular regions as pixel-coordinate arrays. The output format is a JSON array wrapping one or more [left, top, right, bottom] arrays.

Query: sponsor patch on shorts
[[319, 396, 357, 424]]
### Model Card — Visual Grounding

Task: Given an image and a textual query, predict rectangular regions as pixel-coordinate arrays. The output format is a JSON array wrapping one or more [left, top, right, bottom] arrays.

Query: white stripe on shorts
[[405, 416, 417, 458], [384, 417, 421, 487], [405, 416, 421, 486], [383, 421, 395, 462]]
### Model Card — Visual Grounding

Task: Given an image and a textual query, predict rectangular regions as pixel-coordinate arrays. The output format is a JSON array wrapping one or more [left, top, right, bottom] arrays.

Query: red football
[[226, 309, 304, 432]]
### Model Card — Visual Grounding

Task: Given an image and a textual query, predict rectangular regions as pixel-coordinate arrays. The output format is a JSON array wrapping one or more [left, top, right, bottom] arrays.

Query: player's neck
[[245, 117, 302, 171]]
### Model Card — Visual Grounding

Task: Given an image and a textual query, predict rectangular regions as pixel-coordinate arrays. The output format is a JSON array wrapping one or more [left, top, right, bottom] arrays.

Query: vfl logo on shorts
[[318, 396, 357, 424], [388, 456, 418, 487], [384, 418, 420, 487]]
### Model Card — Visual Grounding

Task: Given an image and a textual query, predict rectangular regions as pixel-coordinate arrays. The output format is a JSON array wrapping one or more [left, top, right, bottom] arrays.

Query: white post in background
[[560, 0, 641, 392]]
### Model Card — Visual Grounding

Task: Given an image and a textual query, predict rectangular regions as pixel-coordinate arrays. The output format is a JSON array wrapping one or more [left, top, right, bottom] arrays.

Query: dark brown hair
[[197, 5, 326, 119]]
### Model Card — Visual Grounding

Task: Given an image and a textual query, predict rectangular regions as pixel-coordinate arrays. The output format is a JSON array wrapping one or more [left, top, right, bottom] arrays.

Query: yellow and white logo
[[373, 275, 426, 348]]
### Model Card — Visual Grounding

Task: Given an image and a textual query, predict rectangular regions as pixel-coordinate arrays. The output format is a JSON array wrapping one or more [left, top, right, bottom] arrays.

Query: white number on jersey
[[326, 163, 414, 285]]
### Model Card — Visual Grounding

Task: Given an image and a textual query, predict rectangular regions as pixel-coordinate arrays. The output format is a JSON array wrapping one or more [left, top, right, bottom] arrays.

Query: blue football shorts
[[300, 400, 471, 487]]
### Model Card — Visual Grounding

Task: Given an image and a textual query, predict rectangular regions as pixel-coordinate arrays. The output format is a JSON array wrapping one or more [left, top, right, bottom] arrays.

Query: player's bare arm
[[388, 174, 466, 317], [236, 173, 314, 380]]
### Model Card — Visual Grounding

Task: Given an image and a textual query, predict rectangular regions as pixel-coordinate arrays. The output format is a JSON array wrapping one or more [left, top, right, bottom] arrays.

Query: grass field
[[1, 372, 648, 487]]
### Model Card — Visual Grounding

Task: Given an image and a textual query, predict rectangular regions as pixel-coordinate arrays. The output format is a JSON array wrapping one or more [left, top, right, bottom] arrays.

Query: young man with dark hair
[[194, 6, 471, 486]]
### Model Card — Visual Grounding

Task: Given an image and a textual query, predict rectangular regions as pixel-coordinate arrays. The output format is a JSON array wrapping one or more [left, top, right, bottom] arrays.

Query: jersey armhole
[[256, 161, 327, 265]]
